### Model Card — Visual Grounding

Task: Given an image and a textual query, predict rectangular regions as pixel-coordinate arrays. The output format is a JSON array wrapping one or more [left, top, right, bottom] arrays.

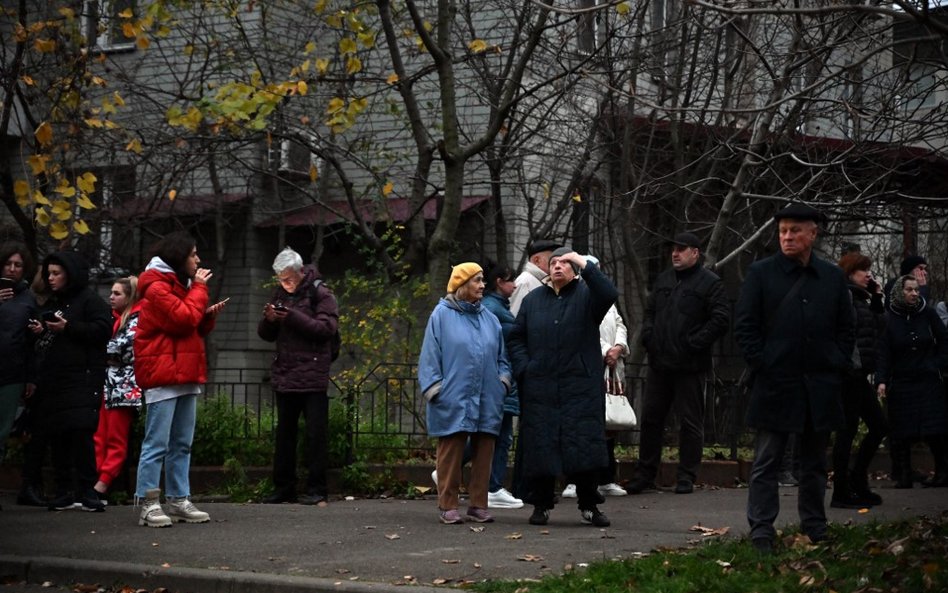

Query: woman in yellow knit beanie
[[419, 262, 512, 524]]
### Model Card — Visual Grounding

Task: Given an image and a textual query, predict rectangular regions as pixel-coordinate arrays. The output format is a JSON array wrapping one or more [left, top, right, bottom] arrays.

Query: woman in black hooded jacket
[[831, 253, 888, 508], [25, 251, 111, 511]]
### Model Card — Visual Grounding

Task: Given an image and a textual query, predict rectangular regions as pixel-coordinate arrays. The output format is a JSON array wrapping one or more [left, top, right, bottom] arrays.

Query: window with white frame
[[83, 0, 137, 51]]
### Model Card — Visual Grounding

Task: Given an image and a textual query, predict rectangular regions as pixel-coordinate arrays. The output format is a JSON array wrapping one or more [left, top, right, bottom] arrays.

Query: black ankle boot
[[850, 471, 882, 505]]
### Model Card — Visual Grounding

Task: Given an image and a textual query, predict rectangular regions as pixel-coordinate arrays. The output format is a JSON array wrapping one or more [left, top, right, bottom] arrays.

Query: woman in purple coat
[[258, 247, 339, 505]]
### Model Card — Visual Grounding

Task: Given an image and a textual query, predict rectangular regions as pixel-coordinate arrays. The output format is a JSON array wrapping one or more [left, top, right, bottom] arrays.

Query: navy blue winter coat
[[508, 264, 618, 478]]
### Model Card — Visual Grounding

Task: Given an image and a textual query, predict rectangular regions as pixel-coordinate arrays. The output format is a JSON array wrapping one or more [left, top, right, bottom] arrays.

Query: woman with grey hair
[[259, 247, 339, 505]]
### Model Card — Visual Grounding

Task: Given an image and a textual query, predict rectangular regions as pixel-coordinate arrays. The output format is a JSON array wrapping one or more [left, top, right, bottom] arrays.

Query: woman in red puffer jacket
[[133, 232, 227, 528]]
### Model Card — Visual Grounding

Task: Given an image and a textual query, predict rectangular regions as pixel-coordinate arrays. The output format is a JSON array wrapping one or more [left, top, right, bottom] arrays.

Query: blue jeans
[[490, 413, 515, 492], [136, 395, 197, 499]]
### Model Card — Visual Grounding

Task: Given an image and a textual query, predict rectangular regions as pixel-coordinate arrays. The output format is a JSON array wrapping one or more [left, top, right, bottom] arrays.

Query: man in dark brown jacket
[[258, 247, 339, 506]]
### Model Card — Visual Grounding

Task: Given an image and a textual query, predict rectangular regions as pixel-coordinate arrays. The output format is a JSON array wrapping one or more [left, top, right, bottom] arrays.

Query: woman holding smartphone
[[133, 232, 227, 527], [26, 251, 112, 512], [0, 242, 36, 483]]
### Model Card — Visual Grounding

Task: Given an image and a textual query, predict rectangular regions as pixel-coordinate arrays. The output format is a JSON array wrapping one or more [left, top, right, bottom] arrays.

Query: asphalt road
[[1, 484, 946, 592]]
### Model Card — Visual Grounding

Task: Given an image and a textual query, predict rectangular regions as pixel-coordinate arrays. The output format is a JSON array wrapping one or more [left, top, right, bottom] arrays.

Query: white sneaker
[[488, 488, 524, 509], [561, 484, 577, 498], [138, 489, 171, 528], [597, 482, 628, 496], [167, 498, 210, 524], [431, 469, 438, 488]]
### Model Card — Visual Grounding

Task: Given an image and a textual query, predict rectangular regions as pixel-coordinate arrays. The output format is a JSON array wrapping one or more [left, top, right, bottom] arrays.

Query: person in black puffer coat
[[830, 253, 888, 508], [24, 251, 112, 512], [876, 274, 948, 488]]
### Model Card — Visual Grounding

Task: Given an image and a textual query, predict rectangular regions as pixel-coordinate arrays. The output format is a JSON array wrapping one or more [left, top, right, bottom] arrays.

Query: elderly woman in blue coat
[[419, 262, 511, 525]]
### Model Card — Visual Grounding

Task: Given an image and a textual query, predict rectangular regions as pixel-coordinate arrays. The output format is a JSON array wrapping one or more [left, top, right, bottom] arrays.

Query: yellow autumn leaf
[[136, 35, 149, 50], [468, 39, 488, 54], [122, 22, 136, 39], [13, 179, 30, 198], [73, 219, 91, 234], [305, 41, 317, 54], [54, 182, 75, 197], [168, 189, 177, 201], [102, 99, 117, 114], [85, 118, 104, 128], [326, 97, 345, 114], [33, 190, 50, 205], [300, 59, 311, 73], [358, 31, 376, 48], [346, 56, 362, 75], [184, 44, 194, 56], [126, 138, 143, 154], [297, 80, 308, 95], [27, 154, 48, 175], [339, 37, 357, 55], [118, 7, 133, 18], [58, 7, 75, 19], [76, 193, 96, 210], [382, 181, 394, 197], [315, 58, 329, 75], [77, 172, 97, 193], [35, 121, 53, 146], [386, 73, 399, 85], [309, 163, 319, 182], [616, 1, 630, 16], [49, 222, 69, 240], [572, 193, 582, 203], [113, 91, 125, 107], [33, 38, 56, 53], [35, 208, 51, 226], [21, 74, 34, 86]]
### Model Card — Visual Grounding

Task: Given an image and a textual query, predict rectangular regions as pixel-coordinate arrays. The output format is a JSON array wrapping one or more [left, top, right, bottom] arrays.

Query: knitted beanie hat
[[447, 262, 483, 293], [899, 255, 927, 276]]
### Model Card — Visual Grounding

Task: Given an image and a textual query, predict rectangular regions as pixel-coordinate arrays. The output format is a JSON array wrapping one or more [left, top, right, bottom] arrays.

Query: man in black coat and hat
[[734, 203, 855, 554], [629, 232, 730, 495]]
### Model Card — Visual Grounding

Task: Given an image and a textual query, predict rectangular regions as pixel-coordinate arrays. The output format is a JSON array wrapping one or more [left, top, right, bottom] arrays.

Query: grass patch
[[474, 513, 948, 593]]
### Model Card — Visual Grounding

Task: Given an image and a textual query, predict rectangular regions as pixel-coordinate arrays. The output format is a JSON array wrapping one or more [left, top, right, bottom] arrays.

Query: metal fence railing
[[199, 362, 754, 464]]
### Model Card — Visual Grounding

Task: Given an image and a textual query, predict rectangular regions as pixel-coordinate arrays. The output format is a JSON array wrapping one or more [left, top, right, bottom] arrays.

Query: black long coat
[[734, 252, 855, 433], [30, 252, 112, 433], [875, 303, 948, 439], [507, 264, 617, 478]]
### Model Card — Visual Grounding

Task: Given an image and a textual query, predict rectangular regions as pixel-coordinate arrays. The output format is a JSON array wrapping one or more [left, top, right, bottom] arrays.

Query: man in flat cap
[[734, 203, 855, 554], [510, 239, 561, 317], [628, 232, 730, 495]]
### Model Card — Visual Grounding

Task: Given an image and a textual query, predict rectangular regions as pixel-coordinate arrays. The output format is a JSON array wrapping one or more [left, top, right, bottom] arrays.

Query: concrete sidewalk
[[1, 484, 946, 593]]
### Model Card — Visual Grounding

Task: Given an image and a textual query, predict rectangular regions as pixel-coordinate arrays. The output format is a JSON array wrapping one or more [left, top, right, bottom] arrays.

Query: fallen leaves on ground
[[518, 554, 544, 562], [689, 524, 730, 537]]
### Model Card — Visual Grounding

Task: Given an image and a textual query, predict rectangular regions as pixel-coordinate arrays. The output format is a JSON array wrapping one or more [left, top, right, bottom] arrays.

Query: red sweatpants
[[93, 399, 136, 488]]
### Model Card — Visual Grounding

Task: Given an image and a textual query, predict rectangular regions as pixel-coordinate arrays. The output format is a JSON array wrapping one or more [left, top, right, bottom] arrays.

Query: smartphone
[[272, 303, 288, 312], [41, 310, 60, 323], [0, 277, 15, 290]]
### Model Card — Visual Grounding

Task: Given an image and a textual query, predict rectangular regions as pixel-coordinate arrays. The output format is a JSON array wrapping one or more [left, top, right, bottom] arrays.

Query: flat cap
[[527, 239, 562, 256], [669, 232, 701, 249], [773, 202, 824, 223]]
